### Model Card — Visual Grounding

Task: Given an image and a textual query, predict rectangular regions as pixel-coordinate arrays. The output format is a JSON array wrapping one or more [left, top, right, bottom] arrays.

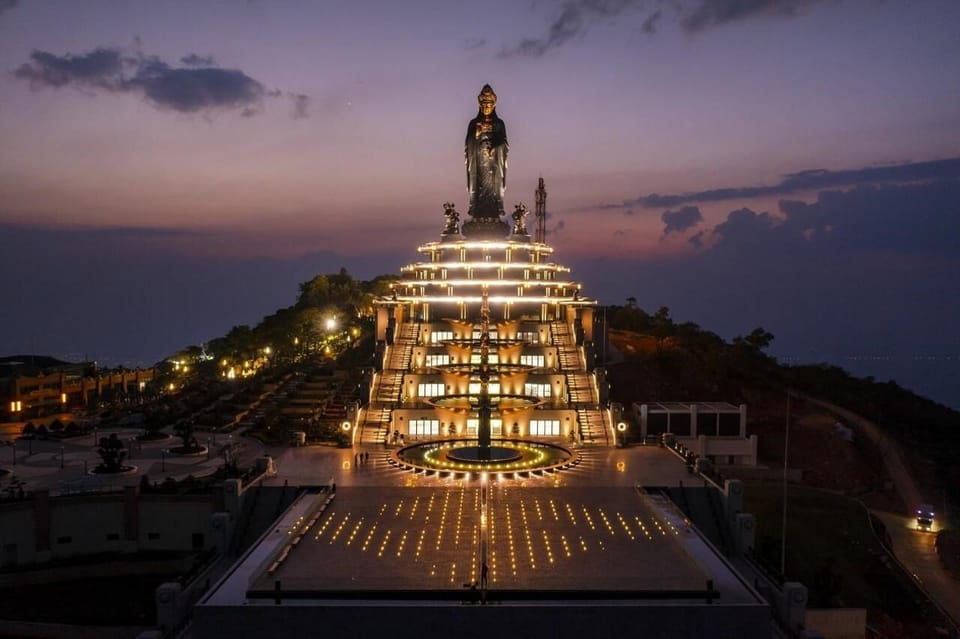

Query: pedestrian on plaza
[[481, 562, 488, 588], [364, 451, 369, 464], [354, 453, 358, 466]]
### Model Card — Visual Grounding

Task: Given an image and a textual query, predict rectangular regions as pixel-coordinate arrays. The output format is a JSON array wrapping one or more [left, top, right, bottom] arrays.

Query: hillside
[[604, 306, 960, 516]]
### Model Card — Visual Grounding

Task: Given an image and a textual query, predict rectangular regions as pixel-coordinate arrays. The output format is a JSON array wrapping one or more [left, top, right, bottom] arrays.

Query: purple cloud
[[14, 46, 305, 117], [661, 205, 703, 235]]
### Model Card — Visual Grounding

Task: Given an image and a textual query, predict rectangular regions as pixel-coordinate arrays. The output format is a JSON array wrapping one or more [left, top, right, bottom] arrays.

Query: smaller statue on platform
[[511, 203, 529, 235], [442, 202, 461, 235]]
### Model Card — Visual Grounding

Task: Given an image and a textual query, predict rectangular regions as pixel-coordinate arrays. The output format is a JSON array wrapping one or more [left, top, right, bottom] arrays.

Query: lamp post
[[781, 389, 792, 576], [11, 441, 15, 466], [161, 449, 166, 473], [60, 445, 64, 469]]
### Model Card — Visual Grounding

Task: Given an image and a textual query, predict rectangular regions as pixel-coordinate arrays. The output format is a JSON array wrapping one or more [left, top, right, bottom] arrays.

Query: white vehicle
[[916, 504, 935, 530]]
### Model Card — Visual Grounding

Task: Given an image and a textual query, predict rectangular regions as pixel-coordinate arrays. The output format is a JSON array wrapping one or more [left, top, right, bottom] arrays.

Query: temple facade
[[362, 218, 613, 447]]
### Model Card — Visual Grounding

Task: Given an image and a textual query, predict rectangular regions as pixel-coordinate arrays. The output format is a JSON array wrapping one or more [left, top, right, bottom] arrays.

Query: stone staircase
[[550, 321, 612, 447], [576, 407, 610, 446], [358, 322, 418, 445], [565, 371, 594, 404], [550, 321, 583, 371]]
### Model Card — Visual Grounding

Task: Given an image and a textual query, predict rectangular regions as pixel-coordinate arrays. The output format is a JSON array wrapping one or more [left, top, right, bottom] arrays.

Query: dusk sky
[[1, 1, 958, 407]]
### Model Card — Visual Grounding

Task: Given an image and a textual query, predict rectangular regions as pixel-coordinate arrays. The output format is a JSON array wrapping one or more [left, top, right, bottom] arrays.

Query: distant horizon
[[5, 297, 957, 412]]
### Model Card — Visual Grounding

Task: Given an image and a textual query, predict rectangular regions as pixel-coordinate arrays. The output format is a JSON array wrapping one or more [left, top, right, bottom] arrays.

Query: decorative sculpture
[[511, 203, 528, 235], [465, 84, 508, 219], [442, 202, 461, 235]]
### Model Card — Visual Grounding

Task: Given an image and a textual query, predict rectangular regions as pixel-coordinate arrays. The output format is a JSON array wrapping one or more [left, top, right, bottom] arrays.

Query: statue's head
[[478, 84, 497, 116]]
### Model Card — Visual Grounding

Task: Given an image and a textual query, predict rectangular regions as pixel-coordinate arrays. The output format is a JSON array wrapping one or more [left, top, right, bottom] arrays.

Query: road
[[801, 395, 960, 630], [800, 395, 924, 514], [874, 510, 960, 629]]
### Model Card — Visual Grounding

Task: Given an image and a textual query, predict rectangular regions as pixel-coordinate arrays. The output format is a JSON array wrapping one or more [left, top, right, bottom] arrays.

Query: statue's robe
[[465, 114, 508, 219]]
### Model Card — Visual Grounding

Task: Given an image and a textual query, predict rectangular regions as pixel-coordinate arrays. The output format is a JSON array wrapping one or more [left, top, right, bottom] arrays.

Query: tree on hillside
[[733, 327, 774, 353], [298, 268, 363, 312], [728, 327, 777, 385], [208, 324, 256, 362], [608, 304, 650, 333], [651, 306, 674, 398], [298, 269, 399, 318]]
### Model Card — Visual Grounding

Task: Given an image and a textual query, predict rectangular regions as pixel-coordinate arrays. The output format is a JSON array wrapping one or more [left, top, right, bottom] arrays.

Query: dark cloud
[[549, 219, 566, 235], [661, 205, 702, 235], [502, 0, 843, 56], [131, 62, 267, 114], [15, 48, 124, 89], [465, 38, 487, 50], [710, 207, 776, 246], [500, 0, 639, 58], [604, 157, 960, 210], [681, 0, 826, 33], [290, 93, 310, 119], [705, 180, 960, 257], [573, 177, 960, 409], [0, 0, 18, 15], [180, 53, 216, 66], [13, 46, 301, 117], [641, 9, 661, 34]]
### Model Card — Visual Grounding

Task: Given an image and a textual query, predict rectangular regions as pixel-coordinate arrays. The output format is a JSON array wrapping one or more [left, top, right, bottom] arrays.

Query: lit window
[[520, 355, 545, 367], [468, 382, 501, 395], [430, 331, 453, 344], [467, 419, 502, 436], [425, 354, 450, 367], [409, 419, 440, 436], [417, 383, 445, 398], [524, 383, 551, 398], [529, 419, 560, 436]]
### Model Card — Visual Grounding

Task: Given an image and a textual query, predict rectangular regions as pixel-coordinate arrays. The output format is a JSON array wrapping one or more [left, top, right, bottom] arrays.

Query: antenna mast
[[535, 177, 547, 243]]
